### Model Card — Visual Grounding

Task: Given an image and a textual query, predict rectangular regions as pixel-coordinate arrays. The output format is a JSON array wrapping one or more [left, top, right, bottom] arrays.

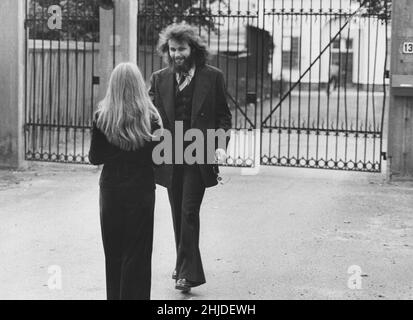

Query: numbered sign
[[403, 42, 413, 54]]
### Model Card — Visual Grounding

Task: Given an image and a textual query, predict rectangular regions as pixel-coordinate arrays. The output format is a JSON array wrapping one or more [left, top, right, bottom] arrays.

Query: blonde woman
[[89, 62, 162, 300]]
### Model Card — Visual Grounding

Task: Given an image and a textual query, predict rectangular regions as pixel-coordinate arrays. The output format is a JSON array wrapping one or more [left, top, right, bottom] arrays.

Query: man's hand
[[215, 148, 227, 164]]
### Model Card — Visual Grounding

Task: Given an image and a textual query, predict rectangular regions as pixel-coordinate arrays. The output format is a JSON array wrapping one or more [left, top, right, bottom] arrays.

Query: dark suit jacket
[[149, 64, 232, 189]]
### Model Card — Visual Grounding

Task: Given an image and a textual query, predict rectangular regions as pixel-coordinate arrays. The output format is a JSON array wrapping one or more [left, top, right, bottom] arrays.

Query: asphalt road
[[0, 163, 412, 300]]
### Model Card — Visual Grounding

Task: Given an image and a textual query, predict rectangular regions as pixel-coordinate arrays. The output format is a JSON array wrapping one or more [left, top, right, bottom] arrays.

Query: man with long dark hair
[[149, 23, 232, 293]]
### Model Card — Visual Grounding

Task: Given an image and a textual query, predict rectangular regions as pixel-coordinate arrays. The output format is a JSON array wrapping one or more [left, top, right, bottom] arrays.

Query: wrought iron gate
[[24, 0, 106, 164], [138, 0, 390, 172], [137, 0, 264, 167], [259, 0, 390, 172], [24, 0, 390, 172]]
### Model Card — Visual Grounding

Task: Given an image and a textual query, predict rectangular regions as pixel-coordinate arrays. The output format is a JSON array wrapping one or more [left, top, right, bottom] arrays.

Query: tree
[[357, 0, 391, 20], [27, 0, 99, 41], [27, 0, 225, 43], [138, 0, 224, 45]]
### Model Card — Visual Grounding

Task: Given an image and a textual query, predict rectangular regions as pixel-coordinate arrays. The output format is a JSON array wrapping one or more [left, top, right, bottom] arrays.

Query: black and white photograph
[[0, 0, 412, 306]]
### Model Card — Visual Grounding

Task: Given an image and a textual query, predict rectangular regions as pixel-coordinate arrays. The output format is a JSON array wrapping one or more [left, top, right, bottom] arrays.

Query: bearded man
[[148, 23, 232, 293]]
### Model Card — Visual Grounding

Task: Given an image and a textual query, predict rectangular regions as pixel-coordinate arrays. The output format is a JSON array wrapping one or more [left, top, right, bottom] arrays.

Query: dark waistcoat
[[175, 77, 195, 132]]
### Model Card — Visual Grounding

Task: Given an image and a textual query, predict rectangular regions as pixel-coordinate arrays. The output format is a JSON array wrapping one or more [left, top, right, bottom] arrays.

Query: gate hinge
[[381, 152, 387, 160]]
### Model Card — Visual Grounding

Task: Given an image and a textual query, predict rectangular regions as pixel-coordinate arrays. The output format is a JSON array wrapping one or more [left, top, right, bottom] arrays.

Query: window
[[333, 39, 341, 49], [332, 39, 353, 52], [346, 39, 353, 50], [282, 36, 300, 68]]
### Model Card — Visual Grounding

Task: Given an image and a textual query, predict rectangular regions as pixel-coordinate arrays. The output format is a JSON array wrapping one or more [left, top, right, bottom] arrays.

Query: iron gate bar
[[24, 0, 28, 159], [287, 0, 293, 160], [40, 4, 44, 158], [244, 0, 249, 129], [262, 2, 367, 127], [355, 15, 361, 163], [267, 0, 275, 159], [316, 0, 322, 162], [32, 1, 38, 157], [325, 0, 331, 162], [56, 9, 61, 158], [296, 0, 302, 160], [49, 9, 53, 159], [379, 0, 390, 169], [235, 0, 241, 129], [307, 0, 313, 162], [364, 15, 371, 165], [371, 19, 379, 166], [335, 0, 342, 164], [277, 0, 284, 162], [74, 0, 78, 159], [255, 0, 260, 130], [227, 94, 256, 129], [260, 0, 266, 159]]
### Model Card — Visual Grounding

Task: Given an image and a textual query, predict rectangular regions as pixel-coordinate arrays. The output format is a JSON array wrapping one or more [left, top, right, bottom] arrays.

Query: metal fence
[[259, 0, 390, 172], [137, 0, 268, 167], [24, 0, 390, 172], [24, 0, 101, 163], [137, 0, 390, 172]]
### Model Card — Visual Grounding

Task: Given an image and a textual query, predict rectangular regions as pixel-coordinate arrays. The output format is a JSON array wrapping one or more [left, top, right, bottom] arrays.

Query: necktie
[[177, 73, 188, 92]]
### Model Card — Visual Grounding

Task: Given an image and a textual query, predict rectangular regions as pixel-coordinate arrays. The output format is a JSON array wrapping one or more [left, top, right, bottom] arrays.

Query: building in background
[[208, 0, 390, 88]]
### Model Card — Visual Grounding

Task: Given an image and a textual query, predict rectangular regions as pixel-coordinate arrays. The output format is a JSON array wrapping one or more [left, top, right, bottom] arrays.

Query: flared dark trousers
[[167, 164, 206, 287], [100, 186, 155, 300]]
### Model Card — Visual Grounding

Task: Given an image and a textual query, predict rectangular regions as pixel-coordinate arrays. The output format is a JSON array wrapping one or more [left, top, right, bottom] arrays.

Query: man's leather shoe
[[175, 279, 193, 293], [172, 270, 177, 280]]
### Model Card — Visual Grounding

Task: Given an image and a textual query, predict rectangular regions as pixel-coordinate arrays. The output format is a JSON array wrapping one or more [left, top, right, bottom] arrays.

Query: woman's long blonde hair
[[96, 62, 162, 151]]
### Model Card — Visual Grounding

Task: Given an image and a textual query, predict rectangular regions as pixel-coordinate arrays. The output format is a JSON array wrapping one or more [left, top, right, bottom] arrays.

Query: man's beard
[[170, 55, 195, 73]]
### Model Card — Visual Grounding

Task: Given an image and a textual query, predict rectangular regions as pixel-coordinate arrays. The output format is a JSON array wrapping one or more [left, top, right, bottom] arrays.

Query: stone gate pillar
[[0, 0, 25, 169], [388, 0, 413, 180], [98, 0, 138, 101]]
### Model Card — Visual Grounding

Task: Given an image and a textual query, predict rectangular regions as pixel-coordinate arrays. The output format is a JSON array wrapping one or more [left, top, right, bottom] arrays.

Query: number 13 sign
[[403, 42, 413, 54]]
